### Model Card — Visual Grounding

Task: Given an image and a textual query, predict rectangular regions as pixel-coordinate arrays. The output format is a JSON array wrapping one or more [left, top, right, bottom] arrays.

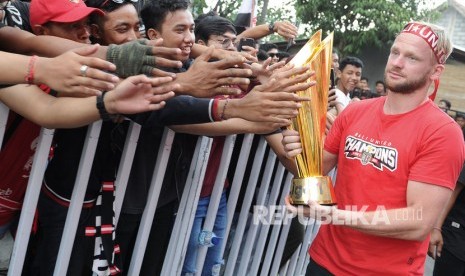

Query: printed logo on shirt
[[344, 135, 398, 171], [2, 3, 23, 27]]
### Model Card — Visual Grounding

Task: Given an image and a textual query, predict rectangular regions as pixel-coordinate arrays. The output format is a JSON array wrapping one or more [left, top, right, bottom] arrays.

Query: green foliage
[[200, 0, 297, 42], [295, 0, 440, 55], [191, 0, 209, 18]]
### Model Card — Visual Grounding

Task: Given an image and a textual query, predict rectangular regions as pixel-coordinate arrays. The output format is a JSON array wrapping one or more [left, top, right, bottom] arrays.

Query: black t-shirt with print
[[1, 1, 31, 32], [442, 165, 465, 261]]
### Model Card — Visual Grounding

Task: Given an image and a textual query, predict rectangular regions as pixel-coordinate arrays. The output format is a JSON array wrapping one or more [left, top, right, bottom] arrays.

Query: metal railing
[[1, 104, 317, 276]]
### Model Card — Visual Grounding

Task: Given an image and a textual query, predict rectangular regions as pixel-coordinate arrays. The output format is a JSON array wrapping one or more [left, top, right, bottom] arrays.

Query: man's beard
[[384, 70, 428, 95]]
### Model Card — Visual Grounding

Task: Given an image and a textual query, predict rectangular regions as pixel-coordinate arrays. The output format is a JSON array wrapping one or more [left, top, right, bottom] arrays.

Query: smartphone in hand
[[237, 38, 255, 51]]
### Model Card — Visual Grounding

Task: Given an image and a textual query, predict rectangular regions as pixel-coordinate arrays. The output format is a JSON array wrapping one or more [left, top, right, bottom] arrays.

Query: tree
[[191, 0, 209, 18], [295, 0, 442, 55]]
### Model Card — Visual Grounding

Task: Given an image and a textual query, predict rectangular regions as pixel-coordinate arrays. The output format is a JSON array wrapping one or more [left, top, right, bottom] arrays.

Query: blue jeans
[[0, 222, 10, 239], [182, 191, 227, 276]]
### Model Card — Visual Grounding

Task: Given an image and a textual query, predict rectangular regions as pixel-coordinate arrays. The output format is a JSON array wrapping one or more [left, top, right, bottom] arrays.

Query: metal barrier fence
[[1, 102, 319, 276]]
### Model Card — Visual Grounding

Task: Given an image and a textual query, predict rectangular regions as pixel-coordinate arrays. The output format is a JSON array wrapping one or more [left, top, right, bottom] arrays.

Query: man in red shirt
[[282, 21, 465, 275]]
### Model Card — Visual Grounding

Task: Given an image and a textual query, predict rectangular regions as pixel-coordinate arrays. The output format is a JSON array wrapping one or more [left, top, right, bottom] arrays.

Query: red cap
[[30, 0, 104, 27]]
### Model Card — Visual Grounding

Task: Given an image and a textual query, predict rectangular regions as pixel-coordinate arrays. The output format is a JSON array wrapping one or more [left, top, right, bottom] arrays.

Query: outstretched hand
[[224, 78, 308, 124], [274, 21, 298, 40], [266, 64, 315, 93], [107, 39, 183, 78], [35, 45, 119, 96], [175, 47, 253, 97], [104, 75, 177, 115], [213, 47, 258, 64], [246, 59, 285, 85]]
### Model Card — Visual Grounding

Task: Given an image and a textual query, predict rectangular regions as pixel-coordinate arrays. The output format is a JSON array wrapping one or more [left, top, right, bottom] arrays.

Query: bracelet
[[220, 98, 229, 120], [96, 92, 111, 121], [433, 227, 442, 232], [25, 55, 38, 85]]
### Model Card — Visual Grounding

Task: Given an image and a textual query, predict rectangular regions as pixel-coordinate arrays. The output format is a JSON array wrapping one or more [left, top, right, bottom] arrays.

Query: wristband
[[96, 92, 111, 121], [25, 55, 38, 85], [212, 99, 221, 121]]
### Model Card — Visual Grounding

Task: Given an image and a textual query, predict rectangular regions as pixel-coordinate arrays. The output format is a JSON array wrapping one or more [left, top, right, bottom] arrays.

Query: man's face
[[98, 4, 140, 45], [207, 31, 237, 52], [158, 9, 194, 62], [456, 117, 465, 129], [438, 101, 449, 112], [375, 83, 385, 94], [337, 64, 362, 93], [359, 79, 368, 90], [332, 53, 339, 70], [42, 17, 91, 44], [384, 33, 436, 94], [267, 48, 279, 64]]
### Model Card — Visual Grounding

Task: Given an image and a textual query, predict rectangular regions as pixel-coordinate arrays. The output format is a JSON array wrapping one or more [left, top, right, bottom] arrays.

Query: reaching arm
[[237, 21, 298, 41], [0, 75, 175, 128], [0, 26, 181, 79], [170, 118, 285, 136]]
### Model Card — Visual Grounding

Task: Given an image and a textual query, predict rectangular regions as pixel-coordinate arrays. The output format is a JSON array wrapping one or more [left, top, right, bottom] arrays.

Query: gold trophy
[[288, 31, 337, 206]]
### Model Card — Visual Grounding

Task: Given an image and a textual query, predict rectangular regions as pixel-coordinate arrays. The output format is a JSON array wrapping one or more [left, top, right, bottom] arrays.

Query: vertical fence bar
[[236, 150, 277, 276], [173, 136, 213, 275], [269, 173, 294, 276], [287, 243, 301, 276], [195, 135, 236, 274], [127, 128, 175, 276], [167, 136, 212, 275], [54, 121, 102, 275], [219, 133, 254, 258], [8, 128, 55, 276], [295, 217, 316, 275], [248, 164, 286, 276], [114, 122, 141, 223], [223, 137, 267, 276], [0, 103, 9, 147], [260, 173, 293, 276]]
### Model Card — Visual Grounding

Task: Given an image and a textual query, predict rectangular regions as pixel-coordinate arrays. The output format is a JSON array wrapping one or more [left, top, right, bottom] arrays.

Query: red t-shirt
[[309, 97, 465, 275]]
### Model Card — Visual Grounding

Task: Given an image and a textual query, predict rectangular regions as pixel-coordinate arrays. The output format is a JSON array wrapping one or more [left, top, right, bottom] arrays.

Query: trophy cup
[[288, 31, 337, 206]]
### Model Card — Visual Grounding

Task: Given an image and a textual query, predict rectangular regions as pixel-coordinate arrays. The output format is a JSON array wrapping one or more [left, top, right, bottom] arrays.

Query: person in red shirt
[[282, 21, 465, 275]]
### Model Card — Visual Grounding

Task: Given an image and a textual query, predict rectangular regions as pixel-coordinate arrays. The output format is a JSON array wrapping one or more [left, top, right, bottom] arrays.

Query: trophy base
[[290, 176, 337, 206]]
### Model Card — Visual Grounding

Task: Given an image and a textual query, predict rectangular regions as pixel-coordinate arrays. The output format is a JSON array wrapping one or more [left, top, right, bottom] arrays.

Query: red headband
[[402, 23, 446, 64]]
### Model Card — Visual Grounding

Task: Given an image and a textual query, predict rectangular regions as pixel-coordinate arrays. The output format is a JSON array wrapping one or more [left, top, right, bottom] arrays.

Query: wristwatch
[[268, 22, 275, 34], [96, 92, 112, 121]]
